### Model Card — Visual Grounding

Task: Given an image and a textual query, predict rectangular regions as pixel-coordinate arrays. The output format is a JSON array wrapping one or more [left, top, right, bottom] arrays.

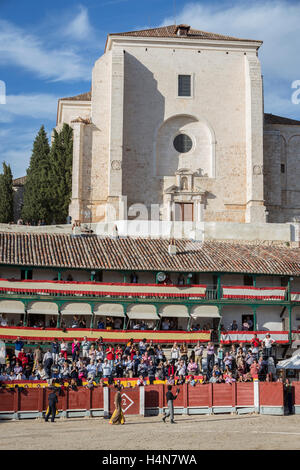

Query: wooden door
[[175, 203, 194, 221]]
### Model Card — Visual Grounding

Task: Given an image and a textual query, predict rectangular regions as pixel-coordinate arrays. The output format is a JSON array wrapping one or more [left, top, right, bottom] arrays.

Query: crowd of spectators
[[0, 333, 280, 386]]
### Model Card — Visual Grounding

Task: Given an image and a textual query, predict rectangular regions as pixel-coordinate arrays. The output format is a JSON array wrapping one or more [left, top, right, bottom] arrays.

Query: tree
[[0, 162, 14, 223], [22, 125, 52, 224], [48, 123, 73, 224]]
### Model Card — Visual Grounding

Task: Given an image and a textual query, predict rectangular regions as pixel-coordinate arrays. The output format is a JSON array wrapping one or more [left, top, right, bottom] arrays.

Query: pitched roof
[[0, 232, 299, 276], [12, 176, 26, 186], [108, 24, 260, 43], [265, 113, 300, 126], [59, 91, 92, 102]]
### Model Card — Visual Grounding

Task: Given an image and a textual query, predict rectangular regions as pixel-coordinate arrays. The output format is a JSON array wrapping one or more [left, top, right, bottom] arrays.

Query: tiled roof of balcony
[[0, 232, 299, 275]]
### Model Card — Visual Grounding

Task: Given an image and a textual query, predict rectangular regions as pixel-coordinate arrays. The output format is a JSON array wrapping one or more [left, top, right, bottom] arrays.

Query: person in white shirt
[[170, 342, 180, 361], [81, 336, 90, 359], [194, 342, 204, 372], [60, 341, 68, 360], [102, 359, 112, 378], [0, 314, 8, 327], [262, 333, 275, 358], [177, 359, 186, 377]]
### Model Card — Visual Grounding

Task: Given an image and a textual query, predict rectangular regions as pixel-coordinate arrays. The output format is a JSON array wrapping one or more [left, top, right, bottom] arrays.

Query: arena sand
[[0, 414, 300, 450]]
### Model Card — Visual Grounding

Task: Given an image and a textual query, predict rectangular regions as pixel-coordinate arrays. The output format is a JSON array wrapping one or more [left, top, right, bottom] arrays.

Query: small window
[[21, 269, 32, 280], [173, 134, 193, 153], [281, 164, 285, 174], [244, 275, 254, 286], [178, 75, 191, 97], [280, 276, 289, 287]]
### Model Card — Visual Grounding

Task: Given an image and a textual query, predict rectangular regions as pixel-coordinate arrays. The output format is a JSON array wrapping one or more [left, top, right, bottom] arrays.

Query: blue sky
[[0, 0, 300, 178]]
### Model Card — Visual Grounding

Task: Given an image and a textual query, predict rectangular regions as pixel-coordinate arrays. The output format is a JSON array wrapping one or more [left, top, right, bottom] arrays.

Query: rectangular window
[[244, 275, 254, 286], [21, 269, 33, 280], [280, 276, 289, 287], [178, 75, 191, 97], [281, 164, 285, 173]]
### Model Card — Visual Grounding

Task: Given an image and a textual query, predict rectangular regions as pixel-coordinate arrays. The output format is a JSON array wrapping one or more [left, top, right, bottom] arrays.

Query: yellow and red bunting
[[0, 326, 211, 343], [1, 376, 206, 389]]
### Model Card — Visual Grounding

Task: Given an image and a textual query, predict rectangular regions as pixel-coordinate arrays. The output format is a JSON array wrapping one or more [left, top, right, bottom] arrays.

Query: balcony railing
[[205, 286, 217, 300], [221, 286, 287, 301], [0, 279, 289, 302]]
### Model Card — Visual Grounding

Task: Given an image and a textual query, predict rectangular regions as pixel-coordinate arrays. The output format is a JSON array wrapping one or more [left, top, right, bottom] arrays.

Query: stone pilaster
[[69, 121, 85, 222], [244, 55, 266, 223], [108, 49, 124, 202]]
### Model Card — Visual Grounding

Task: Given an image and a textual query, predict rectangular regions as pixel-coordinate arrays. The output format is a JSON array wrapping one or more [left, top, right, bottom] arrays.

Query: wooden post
[[159, 384, 164, 414], [217, 274, 222, 300], [13, 388, 19, 419], [208, 383, 213, 414], [183, 383, 188, 414], [232, 382, 237, 414]]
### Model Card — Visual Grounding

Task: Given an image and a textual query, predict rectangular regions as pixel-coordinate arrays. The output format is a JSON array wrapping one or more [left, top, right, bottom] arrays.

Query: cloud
[[0, 95, 58, 176], [63, 5, 95, 41], [0, 93, 58, 122], [0, 126, 52, 178], [0, 19, 91, 82], [161, 1, 300, 117]]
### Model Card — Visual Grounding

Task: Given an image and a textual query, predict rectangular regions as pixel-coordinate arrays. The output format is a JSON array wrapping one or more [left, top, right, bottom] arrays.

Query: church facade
[[56, 24, 300, 226]]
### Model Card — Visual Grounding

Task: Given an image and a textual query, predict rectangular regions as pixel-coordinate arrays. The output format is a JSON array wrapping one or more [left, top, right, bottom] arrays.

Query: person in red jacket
[[115, 345, 123, 361], [250, 334, 261, 360], [106, 345, 115, 368], [167, 360, 175, 378], [18, 348, 28, 368]]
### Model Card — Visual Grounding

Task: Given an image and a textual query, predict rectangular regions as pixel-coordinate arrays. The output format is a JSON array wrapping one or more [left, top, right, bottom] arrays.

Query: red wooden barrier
[[187, 384, 210, 408], [109, 387, 140, 415], [0, 387, 15, 411], [0, 382, 290, 418], [259, 382, 284, 407], [293, 382, 300, 410], [236, 382, 254, 407], [19, 388, 40, 411], [144, 384, 162, 409], [91, 387, 104, 410], [212, 383, 233, 407]]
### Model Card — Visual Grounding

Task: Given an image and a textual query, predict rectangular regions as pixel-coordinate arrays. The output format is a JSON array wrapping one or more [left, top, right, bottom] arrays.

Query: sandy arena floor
[[0, 414, 300, 450]]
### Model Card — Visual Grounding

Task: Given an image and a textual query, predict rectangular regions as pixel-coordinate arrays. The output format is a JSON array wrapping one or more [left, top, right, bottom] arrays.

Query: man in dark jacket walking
[[162, 385, 180, 424], [45, 389, 58, 422]]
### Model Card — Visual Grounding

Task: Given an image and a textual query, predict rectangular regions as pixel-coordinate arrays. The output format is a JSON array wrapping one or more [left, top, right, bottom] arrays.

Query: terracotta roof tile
[[109, 24, 260, 43], [59, 91, 91, 102], [0, 232, 299, 276], [264, 113, 300, 126]]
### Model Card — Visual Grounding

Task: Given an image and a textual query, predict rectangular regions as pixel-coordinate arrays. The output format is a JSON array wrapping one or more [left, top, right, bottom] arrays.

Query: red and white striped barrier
[[222, 286, 286, 300], [0, 279, 206, 299], [291, 292, 300, 302], [220, 331, 289, 344]]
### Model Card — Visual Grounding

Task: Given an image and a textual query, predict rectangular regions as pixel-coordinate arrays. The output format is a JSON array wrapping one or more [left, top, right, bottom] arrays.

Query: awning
[[0, 300, 25, 314], [61, 303, 92, 316], [159, 305, 189, 318], [93, 303, 124, 317], [27, 301, 59, 315], [191, 305, 220, 319], [276, 352, 300, 369], [127, 304, 158, 320]]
